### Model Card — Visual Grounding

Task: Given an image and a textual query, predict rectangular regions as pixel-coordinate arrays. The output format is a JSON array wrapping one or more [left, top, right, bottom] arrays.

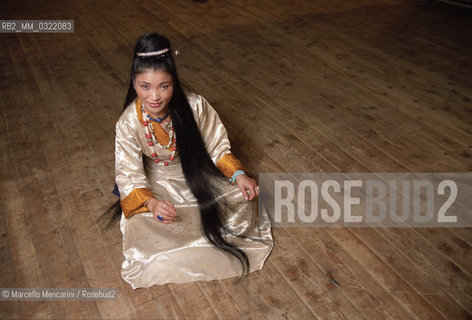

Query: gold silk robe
[[115, 92, 273, 288]]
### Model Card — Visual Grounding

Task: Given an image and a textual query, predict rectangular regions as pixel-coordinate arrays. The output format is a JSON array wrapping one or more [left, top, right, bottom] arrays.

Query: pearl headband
[[136, 48, 170, 57], [136, 48, 180, 57]]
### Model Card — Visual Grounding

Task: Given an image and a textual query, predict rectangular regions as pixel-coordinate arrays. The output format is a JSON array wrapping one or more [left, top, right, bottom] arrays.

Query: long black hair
[[100, 32, 249, 277]]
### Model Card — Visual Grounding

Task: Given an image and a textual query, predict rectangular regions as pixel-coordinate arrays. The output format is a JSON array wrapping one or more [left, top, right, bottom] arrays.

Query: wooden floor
[[1, 0, 471, 319]]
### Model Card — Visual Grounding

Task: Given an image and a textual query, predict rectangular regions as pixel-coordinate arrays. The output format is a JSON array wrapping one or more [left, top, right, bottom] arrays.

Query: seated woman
[[104, 32, 273, 289]]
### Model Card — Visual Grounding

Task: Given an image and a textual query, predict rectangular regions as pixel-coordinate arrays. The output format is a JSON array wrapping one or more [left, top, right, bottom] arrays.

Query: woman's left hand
[[236, 174, 260, 201]]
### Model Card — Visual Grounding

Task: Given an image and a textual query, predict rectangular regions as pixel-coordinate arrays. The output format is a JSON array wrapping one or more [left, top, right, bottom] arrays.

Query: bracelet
[[229, 170, 246, 184]]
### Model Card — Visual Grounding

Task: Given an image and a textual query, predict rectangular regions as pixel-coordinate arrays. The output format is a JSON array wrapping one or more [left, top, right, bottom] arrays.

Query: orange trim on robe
[[217, 153, 246, 178], [121, 187, 154, 219], [135, 98, 175, 152]]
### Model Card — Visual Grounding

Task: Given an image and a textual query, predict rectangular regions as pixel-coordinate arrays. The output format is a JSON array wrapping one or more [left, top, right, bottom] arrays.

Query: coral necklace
[[141, 106, 177, 166]]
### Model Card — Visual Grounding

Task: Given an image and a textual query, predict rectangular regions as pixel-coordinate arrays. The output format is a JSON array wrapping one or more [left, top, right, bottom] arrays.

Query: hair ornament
[[136, 48, 170, 57]]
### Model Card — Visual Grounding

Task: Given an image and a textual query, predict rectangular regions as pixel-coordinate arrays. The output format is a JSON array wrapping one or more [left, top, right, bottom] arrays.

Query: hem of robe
[[122, 246, 272, 289]]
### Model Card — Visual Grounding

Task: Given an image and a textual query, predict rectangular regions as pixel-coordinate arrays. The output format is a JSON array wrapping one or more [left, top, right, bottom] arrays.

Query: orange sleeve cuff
[[120, 188, 154, 219], [216, 153, 246, 178]]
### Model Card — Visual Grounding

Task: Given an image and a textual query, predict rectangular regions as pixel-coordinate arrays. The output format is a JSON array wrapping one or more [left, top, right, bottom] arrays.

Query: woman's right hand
[[146, 198, 178, 224]]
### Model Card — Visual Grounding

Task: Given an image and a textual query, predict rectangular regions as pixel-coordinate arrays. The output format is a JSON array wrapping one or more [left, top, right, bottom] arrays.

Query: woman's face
[[133, 69, 174, 118]]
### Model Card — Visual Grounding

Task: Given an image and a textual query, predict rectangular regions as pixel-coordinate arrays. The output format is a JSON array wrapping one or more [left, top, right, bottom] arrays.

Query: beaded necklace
[[146, 112, 169, 123], [141, 106, 177, 166]]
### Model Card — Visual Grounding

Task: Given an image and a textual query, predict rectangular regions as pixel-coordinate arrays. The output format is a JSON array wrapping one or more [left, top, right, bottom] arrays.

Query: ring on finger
[[163, 203, 167, 210], [157, 214, 164, 221]]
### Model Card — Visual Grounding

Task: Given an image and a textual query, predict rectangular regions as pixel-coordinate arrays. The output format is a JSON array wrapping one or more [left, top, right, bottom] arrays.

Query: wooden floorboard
[[1, 0, 471, 319]]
